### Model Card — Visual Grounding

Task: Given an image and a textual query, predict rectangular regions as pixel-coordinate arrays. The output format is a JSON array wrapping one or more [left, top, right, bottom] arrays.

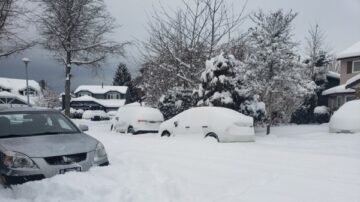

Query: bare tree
[[0, 0, 35, 58], [34, 0, 128, 116], [140, 0, 247, 104]]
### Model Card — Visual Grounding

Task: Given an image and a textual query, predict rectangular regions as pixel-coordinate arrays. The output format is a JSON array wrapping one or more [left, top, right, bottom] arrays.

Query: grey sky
[[0, 0, 359, 92]]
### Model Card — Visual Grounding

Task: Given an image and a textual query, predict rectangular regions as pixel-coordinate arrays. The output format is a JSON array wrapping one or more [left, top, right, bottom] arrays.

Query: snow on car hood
[[0, 133, 98, 158]]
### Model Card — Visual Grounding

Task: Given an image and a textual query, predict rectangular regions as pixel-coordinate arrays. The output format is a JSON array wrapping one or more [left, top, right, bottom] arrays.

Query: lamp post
[[22, 57, 31, 106]]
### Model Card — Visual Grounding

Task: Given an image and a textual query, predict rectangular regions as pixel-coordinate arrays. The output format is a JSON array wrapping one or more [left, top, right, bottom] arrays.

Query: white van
[[111, 106, 164, 134]]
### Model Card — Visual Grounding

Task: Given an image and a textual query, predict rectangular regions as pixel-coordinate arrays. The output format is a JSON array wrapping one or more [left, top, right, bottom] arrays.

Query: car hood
[[0, 133, 98, 158]]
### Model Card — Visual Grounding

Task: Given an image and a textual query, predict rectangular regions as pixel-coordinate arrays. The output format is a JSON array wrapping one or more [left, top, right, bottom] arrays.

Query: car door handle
[[202, 126, 208, 128], [185, 126, 190, 129]]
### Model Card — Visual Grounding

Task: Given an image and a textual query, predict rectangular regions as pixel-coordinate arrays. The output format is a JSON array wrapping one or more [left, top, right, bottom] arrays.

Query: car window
[[0, 111, 79, 138]]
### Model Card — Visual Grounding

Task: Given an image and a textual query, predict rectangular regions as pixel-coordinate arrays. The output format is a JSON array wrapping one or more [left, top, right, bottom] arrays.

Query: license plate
[[59, 167, 81, 174]]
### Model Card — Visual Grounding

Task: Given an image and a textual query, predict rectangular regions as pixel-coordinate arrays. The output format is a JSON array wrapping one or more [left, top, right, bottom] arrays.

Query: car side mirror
[[174, 121, 179, 127], [79, 124, 89, 132]]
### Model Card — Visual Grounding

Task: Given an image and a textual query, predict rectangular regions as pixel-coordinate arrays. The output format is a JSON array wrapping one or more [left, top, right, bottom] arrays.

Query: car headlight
[[94, 143, 107, 162], [2, 151, 38, 169]]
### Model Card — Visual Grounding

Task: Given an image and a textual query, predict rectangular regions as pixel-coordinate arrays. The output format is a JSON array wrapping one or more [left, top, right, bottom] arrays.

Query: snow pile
[[337, 41, 360, 59], [314, 106, 329, 115], [329, 100, 360, 133], [74, 85, 128, 94], [82, 110, 109, 120]]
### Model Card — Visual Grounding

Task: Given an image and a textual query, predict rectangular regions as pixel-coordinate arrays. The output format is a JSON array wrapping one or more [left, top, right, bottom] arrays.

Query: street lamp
[[22, 57, 31, 107]]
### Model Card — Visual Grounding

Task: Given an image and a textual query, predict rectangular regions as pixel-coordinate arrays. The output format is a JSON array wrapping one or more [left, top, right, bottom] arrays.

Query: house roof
[[74, 85, 128, 94], [337, 41, 360, 60], [322, 84, 355, 96], [345, 74, 360, 89], [71, 95, 126, 108], [0, 77, 41, 92], [0, 91, 29, 105], [326, 71, 340, 80]]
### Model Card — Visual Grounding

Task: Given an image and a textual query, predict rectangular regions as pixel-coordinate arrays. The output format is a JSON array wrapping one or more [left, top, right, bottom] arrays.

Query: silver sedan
[[0, 107, 109, 186]]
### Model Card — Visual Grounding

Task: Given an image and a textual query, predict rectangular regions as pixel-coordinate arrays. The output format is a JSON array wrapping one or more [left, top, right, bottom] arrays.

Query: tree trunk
[[64, 51, 71, 117], [266, 91, 273, 135]]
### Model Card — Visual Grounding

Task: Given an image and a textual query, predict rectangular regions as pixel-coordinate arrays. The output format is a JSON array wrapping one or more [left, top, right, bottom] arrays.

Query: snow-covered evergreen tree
[[158, 87, 199, 120], [113, 63, 132, 86], [244, 10, 316, 133], [113, 63, 138, 102], [197, 52, 266, 123]]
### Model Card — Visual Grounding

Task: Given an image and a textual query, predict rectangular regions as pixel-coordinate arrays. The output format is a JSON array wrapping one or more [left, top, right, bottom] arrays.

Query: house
[[0, 77, 43, 106], [70, 85, 129, 112], [323, 41, 360, 111]]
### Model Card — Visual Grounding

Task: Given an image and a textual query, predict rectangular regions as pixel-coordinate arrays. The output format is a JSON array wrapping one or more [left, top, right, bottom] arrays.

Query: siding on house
[[340, 56, 360, 84]]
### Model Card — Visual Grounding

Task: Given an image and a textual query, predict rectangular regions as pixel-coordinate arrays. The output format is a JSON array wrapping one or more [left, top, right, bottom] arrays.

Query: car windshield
[[0, 111, 79, 138]]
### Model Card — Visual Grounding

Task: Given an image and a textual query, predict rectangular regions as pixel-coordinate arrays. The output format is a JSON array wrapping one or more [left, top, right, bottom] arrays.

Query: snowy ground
[[1, 120, 360, 202]]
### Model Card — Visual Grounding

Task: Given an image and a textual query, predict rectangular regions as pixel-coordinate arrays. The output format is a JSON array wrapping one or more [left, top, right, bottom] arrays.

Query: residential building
[[70, 85, 129, 112], [0, 77, 43, 106], [323, 41, 360, 111]]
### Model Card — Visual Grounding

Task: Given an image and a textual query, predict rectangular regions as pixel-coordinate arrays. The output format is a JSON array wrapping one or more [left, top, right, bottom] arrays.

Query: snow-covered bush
[[239, 95, 266, 123], [158, 87, 199, 120], [313, 106, 330, 124], [82, 110, 109, 121], [291, 94, 317, 124]]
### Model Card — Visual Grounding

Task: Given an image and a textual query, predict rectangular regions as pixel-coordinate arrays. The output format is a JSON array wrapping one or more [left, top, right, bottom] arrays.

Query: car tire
[[205, 132, 220, 142], [161, 131, 171, 137], [127, 126, 135, 134]]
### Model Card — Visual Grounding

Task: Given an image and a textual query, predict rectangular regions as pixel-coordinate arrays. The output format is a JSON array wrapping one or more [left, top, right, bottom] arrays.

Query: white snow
[[329, 100, 360, 133], [326, 71, 340, 79], [72, 95, 126, 108], [74, 85, 128, 94], [1, 122, 359, 202], [82, 110, 109, 120], [337, 41, 360, 59], [322, 84, 355, 96], [345, 73, 360, 88], [314, 106, 329, 114]]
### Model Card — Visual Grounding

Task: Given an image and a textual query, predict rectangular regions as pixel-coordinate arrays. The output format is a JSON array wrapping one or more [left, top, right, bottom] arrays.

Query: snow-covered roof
[[74, 85, 128, 94], [0, 77, 41, 92], [345, 74, 360, 88], [326, 71, 340, 79], [322, 84, 355, 96], [0, 91, 28, 105], [337, 41, 360, 59], [71, 95, 126, 108]]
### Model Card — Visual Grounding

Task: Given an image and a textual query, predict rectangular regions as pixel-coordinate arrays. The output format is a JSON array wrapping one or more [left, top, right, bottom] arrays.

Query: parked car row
[[110, 105, 256, 143]]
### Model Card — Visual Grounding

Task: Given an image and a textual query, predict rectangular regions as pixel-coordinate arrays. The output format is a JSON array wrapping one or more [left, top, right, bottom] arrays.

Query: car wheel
[[161, 131, 171, 137], [127, 126, 135, 134], [205, 132, 219, 142]]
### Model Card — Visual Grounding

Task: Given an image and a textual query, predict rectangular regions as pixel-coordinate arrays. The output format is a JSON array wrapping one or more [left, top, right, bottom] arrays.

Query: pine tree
[[113, 63, 132, 86], [113, 63, 138, 102]]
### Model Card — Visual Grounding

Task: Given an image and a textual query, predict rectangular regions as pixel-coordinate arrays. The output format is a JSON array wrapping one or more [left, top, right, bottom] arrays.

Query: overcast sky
[[0, 0, 359, 92]]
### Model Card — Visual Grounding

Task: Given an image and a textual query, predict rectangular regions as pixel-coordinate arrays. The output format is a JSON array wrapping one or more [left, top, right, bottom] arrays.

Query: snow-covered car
[[329, 100, 360, 133], [159, 107, 255, 142], [111, 106, 164, 134], [82, 110, 110, 121], [0, 107, 109, 186]]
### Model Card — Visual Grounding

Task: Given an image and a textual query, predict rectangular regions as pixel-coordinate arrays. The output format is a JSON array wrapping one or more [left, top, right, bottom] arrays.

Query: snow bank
[[329, 100, 360, 133], [82, 110, 109, 120]]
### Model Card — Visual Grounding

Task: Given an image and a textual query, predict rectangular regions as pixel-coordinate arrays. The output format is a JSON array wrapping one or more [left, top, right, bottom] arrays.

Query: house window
[[78, 92, 92, 97], [346, 95, 356, 102], [107, 93, 119, 99], [21, 88, 37, 97], [353, 61, 360, 73]]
